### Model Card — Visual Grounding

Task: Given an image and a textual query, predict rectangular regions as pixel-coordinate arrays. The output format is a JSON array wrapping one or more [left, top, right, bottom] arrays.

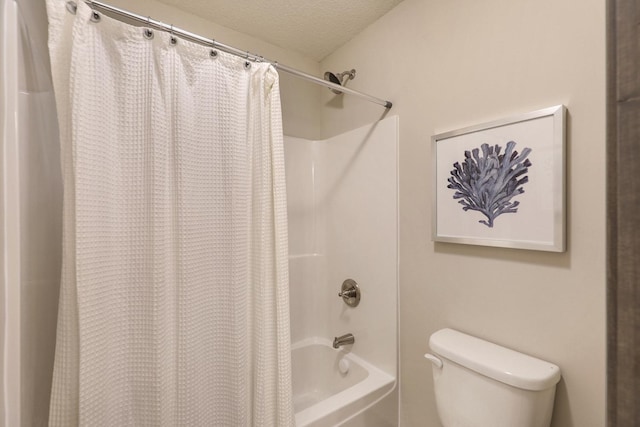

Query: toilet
[[424, 328, 561, 427]]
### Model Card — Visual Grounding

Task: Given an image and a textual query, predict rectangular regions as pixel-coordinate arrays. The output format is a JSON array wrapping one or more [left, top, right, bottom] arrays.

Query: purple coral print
[[447, 141, 532, 228]]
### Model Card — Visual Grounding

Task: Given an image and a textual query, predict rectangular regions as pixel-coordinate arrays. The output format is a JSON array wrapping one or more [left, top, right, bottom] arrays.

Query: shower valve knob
[[338, 289, 357, 298], [338, 279, 360, 307]]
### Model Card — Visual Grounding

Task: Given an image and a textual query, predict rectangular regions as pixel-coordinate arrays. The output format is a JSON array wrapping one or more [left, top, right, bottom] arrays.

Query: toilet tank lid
[[429, 328, 561, 391]]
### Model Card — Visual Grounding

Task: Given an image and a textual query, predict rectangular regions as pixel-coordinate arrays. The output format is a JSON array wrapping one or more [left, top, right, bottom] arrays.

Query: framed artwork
[[431, 105, 566, 252]]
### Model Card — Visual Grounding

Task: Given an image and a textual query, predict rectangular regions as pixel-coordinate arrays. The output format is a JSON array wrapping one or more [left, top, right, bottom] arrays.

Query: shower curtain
[[46, 1, 293, 426]]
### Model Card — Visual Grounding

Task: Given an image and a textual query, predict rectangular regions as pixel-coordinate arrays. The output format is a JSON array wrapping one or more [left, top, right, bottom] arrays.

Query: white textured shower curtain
[[46, 1, 293, 426]]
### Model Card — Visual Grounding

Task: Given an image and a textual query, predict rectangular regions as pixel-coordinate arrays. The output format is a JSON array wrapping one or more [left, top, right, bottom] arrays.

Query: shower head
[[323, 69, 356, 94]]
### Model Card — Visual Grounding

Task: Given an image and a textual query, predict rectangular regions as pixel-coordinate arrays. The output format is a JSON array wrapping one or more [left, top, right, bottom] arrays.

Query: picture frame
[[431, 105, 566, 252]]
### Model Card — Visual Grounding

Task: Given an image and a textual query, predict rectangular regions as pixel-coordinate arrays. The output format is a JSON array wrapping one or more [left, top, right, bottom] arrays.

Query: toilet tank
[[426, 328, 561, 427]]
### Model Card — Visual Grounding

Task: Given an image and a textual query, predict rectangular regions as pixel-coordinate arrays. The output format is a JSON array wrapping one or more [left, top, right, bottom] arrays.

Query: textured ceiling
[[154, 0, 404, 61]]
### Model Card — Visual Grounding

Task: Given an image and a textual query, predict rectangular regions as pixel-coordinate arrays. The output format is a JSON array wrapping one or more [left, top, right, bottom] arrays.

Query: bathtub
[[292, 337, 396, 426]]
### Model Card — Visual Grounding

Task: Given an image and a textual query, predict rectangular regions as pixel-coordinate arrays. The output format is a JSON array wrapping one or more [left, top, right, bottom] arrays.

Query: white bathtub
[[292, 337, 396, 427]]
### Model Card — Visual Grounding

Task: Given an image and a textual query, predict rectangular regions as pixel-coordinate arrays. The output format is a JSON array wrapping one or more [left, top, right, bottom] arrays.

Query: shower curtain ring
[[65, 1, 77, 15], [170, 24, 177, 45], [143, 16, 154, 39], [210, 39, 219, 58]]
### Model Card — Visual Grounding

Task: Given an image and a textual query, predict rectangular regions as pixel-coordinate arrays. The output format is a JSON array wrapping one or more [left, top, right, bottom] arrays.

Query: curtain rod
[[81, 0, 393, 109]]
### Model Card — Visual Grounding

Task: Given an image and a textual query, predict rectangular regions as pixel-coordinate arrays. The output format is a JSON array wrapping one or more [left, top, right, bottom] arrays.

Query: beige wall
[[321, 0, 606, 426], [106, 0, 322, 139]]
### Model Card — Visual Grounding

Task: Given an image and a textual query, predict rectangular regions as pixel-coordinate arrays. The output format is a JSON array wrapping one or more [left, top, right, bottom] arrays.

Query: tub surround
[[285, 116, 399, 425]]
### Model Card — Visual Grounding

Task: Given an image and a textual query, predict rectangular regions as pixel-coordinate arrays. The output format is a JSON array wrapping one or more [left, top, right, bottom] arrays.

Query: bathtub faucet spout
[[333, 333, 355, 348]]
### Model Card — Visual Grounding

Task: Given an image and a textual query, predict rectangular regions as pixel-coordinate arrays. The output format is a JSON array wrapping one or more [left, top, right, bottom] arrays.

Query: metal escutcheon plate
[[339, 279, 361, 307]]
